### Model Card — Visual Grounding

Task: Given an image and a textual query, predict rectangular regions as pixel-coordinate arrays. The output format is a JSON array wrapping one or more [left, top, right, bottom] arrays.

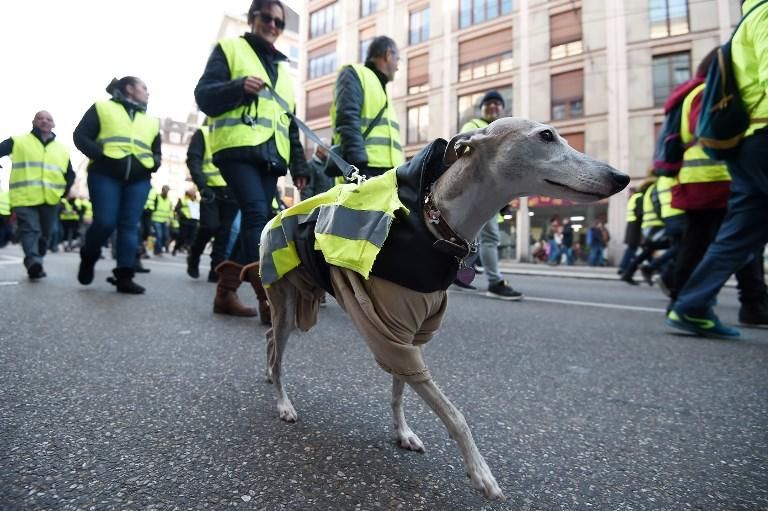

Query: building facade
[[299, 0, 741, 262]]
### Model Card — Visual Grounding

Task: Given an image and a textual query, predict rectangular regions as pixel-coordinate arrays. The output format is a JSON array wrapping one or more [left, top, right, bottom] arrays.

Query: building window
[[410, 8, 430, 45], [459, 0, 513, 29], [652, 52, 691, 106], [360, 38, 372, 63], [359, 25, 376, 63], [457, 86, 513, 129], [551, 70, 584, 121], [650, 0, 689, 39], [308, 44, 337, 80], [306, 84, 334, 120], [408, 53, 429, 94], [550, 9, 583, 60], [361, 0, 377, 18], [458, 28, 514, 83], [309, 2, 337, 39], [407, 104, 430, 144]]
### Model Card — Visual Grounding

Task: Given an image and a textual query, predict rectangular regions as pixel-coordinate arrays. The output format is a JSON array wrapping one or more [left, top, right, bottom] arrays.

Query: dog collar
[[423, 190, 476, 260]]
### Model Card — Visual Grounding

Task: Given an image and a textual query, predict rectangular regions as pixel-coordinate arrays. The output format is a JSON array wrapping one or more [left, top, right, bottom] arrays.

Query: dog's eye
[[540, 130, 555, 142]]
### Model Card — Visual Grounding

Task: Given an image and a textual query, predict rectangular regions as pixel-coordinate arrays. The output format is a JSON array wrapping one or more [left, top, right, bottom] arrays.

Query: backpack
[[696, 0, 768, 160], [652, 101, 685, 177]]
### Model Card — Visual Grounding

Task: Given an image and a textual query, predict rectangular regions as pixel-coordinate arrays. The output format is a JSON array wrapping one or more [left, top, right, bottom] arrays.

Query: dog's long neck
[[430, 156, 511, 243]]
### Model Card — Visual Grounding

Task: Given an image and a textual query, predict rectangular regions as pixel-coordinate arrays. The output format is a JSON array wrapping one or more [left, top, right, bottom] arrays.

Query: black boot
[[107, 267, 146, 294], [187, 254, 200, 279], [134, 258, 151, 273], [78, 249, 98, 285]]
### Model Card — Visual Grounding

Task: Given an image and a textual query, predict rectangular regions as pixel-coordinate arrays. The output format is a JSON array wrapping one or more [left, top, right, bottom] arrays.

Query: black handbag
[[324, 103, 388, 177]]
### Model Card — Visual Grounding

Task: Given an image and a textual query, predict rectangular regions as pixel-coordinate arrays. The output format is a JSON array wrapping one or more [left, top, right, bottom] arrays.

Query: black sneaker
[[620, 273, 639, 286], [452, 278, 477, 291], [640, 265, 654, 286], [186, 254, 200, 279], [486, 280, 523, 301], [27, 263, 45, 280], [739, 299, 768, 327]]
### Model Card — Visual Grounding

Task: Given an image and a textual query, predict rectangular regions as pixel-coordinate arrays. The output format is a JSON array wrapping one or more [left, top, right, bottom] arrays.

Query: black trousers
[[189, 190, 239, 271], [671, 208, 766, 303], [176, 219, 198, 252]]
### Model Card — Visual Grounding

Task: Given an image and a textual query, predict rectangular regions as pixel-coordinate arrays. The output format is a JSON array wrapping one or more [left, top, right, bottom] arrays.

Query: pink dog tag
[[456, 266, 476, 286]]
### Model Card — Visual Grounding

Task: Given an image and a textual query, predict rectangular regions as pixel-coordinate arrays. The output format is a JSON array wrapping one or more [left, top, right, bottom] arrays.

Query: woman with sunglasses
[[195, 0, 307, 324]]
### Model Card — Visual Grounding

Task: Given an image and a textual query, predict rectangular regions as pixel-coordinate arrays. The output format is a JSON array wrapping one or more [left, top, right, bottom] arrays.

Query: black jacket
[[186, 128, 236, 202], [194, 33, 308, 178], [73, 99, 162, 182], [333, 62, 391, 177], [0, 129, 75, 196]]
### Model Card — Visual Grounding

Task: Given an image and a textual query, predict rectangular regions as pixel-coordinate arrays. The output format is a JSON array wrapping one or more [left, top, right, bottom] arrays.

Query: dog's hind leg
[[409, 379, 504, 500], [265, 281, 299, 422], [391, 376, 425, 452]]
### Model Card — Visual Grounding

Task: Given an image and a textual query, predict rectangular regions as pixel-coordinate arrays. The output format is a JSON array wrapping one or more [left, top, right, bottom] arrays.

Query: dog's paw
[[396, 429, 425, 452], [277, 399, 297, 422], [265, 366, 273, 384], [466, 459, 505, 500]]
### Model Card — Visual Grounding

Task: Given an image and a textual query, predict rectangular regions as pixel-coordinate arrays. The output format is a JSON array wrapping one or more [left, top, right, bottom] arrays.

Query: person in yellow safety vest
[[73, 76, 161, 294], [74, 196, 93, 247], [329, 35, 404, 179], [151, 185, 173, 256], [173, 189, 199, 256], [194, 0, 309, 324], [0, 186, 12, 249], [186, 123, 243, 289], [447, 90, 522, 300], [667, 80, 768, 327], [621, 177, 668, 285], [0, 110, 75, 279], [618, 187, 643, 275], [59, 196, 80, 252]]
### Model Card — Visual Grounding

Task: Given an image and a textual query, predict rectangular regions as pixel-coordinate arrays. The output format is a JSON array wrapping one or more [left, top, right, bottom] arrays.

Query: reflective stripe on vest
[[200, 128, 226, 187], [641, 184, 664, 228], [625, 192, 642, 223], [656, 176, 684, 219], [678, 83, 731, 185], [95, 100, 159, 169], [209, 38, 294, 163], [260, 170, 408, 286], [9, 133, 70, 207], [145, 188, 157, 210], [0, 191, 10, 216], [60, 198, 79, 220], [152, 196, 173, 223], [330, 64, 404, 170]]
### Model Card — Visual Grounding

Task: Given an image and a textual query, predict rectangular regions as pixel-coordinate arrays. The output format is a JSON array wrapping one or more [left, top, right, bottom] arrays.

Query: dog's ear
[[444, 128, 491, 165]]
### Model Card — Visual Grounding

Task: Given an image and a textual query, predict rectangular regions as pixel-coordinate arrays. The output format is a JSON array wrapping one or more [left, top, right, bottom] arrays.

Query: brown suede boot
[[241, 262, 271, 325], [213, 261, 258, 317]]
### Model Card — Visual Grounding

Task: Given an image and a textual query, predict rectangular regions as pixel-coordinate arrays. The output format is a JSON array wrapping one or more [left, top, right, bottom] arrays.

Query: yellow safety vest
[[260, 169, 408, 287], [641, 183, 664, 229], [626, 192, 642, 223], [178, 197, 191, 219], [94, 100, 159, 169], [461, 119, 489, 133], [9, 133, 70, 208], [60, 198, 79, 221], [331, 64, 404, 170], [656, 176, 684, 220], [209, 38, 294, 162], [0, 190, 10, 216], [678, 83, 731, 186], [145, 188, 157, 210], [733, 0, 768, 138], [75, 198, 93, 222], [152, 195, 173, 223], [200, 128, 226, 187]]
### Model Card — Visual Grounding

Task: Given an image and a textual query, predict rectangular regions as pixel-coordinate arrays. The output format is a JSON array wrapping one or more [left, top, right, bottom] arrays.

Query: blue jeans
[[478, 217, 503, 285], [588, 246, 604, 266], [675, 130, 768, 316], [218, 161, 278, 265], [153, 222, 169, 254], [619, 245, 639, 273], [83, 173, 151, 268]]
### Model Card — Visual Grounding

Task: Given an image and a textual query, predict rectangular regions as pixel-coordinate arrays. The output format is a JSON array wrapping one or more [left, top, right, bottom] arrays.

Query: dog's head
[[444, 117, 629, 202]]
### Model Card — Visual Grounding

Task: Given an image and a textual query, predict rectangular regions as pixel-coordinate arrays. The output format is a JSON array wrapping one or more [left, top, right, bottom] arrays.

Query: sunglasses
[[254, 11, 285, 30]]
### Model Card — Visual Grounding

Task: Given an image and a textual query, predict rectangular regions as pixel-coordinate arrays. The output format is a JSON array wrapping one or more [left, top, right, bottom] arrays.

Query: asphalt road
[[1, 246, 767, 511]]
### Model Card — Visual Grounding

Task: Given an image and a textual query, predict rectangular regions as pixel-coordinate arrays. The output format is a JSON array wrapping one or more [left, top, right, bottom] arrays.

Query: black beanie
[[480, 90, 505, 107]]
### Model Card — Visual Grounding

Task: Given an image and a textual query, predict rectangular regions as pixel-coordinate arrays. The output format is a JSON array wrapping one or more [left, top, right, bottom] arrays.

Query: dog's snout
[[611, 171, 630, 190]]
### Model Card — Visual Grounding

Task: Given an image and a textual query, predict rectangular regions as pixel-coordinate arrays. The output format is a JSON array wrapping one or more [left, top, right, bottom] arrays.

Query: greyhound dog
[[260, 117, 629, 500]]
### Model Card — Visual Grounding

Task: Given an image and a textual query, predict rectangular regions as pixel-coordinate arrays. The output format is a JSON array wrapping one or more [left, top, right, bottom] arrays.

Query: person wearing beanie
[[453, 91, 524, 301]]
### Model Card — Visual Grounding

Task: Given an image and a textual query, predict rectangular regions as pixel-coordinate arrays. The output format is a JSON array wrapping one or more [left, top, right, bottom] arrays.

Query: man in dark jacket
[[300, 141, 335, 201], [330, 35, 404, 178]]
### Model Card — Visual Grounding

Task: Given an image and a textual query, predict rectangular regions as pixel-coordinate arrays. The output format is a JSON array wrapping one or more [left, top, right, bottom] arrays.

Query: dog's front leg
[[409, 379, 504, 500], [392, 376, 425, 452]]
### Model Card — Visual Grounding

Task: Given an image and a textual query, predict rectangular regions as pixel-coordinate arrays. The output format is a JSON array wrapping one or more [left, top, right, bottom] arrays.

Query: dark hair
[[366, 36, 397, 61], [248, 0, 285, 25], [106, 76, 141, 95], [695, 47, 719, 78]]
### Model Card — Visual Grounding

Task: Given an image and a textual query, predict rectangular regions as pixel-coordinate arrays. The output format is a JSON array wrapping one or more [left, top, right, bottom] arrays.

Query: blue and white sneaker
[[666, 310, 740, 339]]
